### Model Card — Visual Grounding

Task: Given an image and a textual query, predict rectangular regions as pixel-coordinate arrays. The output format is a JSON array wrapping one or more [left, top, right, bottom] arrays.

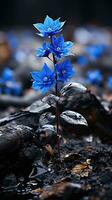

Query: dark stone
[[100, 171, 112, 184], [2, 174, 17, 189], [25, 100, 51, 114], [0, 124, 33, 157], [39, 112, 55, 127], [42, 94, 59, 109], [60, 110, 88, 126], [37, 125, 57, 146], [60, 82, 87, 97]]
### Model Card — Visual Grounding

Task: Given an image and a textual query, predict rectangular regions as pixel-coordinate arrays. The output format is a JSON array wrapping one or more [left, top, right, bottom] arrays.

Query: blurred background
[[1, 0, 112, 26], [0, 0, 112, 111]]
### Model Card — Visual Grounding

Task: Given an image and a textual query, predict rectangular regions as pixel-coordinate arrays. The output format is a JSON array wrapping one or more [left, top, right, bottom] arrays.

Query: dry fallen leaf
[[71, 159, 92, 177], [44, 144, 54, 156], [32, 187, 43, 195], [32, 181, 82, 200]]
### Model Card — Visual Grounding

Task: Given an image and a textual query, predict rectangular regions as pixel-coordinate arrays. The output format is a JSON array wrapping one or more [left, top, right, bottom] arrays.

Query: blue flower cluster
[[85, 69, 112, 90], [86, 45, 106, 61], [0, 68, 22, 96], [77, 44, 106, 67], [32, 16, 74, 93], [86, 70, 103, 86]]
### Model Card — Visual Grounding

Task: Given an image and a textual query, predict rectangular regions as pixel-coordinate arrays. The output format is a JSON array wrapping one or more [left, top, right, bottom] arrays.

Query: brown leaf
[[32, 181, 82, 200], [44, 144, 54, 156], [71, 159, 92, 177], [32, 188, 43, 195]]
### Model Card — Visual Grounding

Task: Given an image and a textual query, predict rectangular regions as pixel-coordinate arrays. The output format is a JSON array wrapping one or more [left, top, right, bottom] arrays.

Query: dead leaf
[[71, 159, 92, 177], [32, 188, 43, 195], [32, 181, 82, 200], [44, 144, 54, 156]]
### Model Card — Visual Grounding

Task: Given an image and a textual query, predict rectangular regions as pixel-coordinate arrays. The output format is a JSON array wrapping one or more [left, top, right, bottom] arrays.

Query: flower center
[[62, 70, 66, 74], [43, 76, 48, 82], [57, 47, 61, 51]]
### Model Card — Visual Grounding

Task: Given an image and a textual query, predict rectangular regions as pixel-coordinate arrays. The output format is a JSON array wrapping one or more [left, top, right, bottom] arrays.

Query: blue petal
[[57, 35, 64, 45], [33, 23, 45, 32], [60, 21, 65, 28], [32, 81, 41, 90], [41, 86, 50, 94], [37, 32, 44, 37], [35, 42, 51, 57], [52, 36, 57, 47], [44, 15, 54, 27], [64, 41, 73, 48], [31, 72, 41, 81], [35, 45, 48, 57], [42, 63, 53, 76], [55, 60, 75, 83]]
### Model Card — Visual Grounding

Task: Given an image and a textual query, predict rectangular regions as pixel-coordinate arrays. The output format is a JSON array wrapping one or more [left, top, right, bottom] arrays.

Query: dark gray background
[[0, 0, 112, 26]]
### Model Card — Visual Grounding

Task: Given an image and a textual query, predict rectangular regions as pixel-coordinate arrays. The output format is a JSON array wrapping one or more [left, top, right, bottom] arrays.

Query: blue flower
[[31, 63, 55, 93], [107, 76, 112, 90], [11, 83, 22, 96], [36, 42, 51, 57], [77, 56, 88, 67], [86, 70, 103, 85], [34, 15, 65, 37], [4, 87, 12, 95], [50, 35, 73, 58], [86, 45, 105, 61], [0, 68, 14, 83], [55, 60, 75, 82]]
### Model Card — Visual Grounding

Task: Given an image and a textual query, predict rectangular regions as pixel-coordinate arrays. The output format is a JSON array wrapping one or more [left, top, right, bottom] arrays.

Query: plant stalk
[[50, 38, 60, 156], [53, 55, 60, 157]]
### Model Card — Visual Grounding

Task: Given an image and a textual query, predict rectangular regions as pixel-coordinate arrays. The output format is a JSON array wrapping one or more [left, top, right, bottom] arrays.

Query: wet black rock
[[39, 112, 55, 127], [25, 100, 51, 114], [19, 145, 42, 162], [42, 94, 59, 109], [2, 174, 17, 192], [60, 82, 87, 97], [36, 124, 57, 146], [1, 81, 112, 200], [60, 110, 88, 126], [0, 124, 33, 157], [29, 163, 48, 180], [100, 171, 112, 184]]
